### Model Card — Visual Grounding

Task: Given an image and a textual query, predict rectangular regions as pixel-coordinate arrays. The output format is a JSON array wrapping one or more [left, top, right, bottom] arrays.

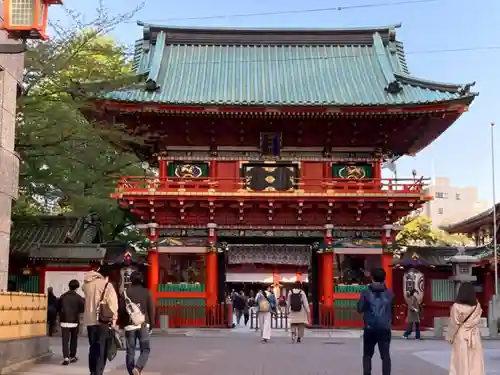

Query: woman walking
[[445, 282, 484, 375], [402, 289, 421, 339], [287, 281, 310, 343], [255, 287, 276, 342]]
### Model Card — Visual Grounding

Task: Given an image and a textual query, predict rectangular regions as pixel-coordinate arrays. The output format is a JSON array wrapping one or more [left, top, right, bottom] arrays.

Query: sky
[[49, 0, 500, 205]]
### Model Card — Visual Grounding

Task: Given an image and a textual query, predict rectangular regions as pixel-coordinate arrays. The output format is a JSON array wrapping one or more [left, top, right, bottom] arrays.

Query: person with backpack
[[118, 271, 154, 375], [255, 286, 277, 342], [82, 267, 118, 375], [357, 268, 393, 375], [287, 281, 310, 343], [58, 279, 85, 365]]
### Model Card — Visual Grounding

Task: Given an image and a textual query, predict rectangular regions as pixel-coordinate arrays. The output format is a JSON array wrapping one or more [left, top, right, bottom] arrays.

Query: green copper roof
[[102, 24, 476, 107]]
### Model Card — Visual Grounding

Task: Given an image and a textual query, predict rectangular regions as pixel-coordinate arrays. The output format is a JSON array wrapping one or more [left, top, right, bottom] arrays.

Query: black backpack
[[365, 291, 391, 330], [289, 291, 303, 312]]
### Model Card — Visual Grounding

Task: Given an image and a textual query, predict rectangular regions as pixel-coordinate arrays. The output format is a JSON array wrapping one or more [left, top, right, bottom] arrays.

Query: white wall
[[45, 271, 86, 297]]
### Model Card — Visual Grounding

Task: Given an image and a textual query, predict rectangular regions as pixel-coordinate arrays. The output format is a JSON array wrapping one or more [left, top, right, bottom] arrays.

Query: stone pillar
[[206, 223, 218, 306], [0, 31, 23, 290], [321, 224, 334, 307], [449, 247, 477, 295]]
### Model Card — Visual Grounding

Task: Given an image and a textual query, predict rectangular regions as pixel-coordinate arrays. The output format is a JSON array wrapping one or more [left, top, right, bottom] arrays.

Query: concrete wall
[[423, 177, 488, 227], [0, 1, 23, 290]]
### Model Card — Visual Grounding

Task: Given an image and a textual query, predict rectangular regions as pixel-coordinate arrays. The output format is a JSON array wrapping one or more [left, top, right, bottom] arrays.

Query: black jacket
[[118, 284, 155, 328], [58, 290, 84, 324]]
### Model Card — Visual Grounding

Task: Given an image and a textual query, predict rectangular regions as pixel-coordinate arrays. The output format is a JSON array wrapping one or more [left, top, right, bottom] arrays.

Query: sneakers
[[132, 368, 141, 375], [61, 358, 70, 366], [70, 357, 78, 363]]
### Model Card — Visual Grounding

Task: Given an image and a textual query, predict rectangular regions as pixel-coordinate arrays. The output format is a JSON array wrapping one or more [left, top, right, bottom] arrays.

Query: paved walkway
[[10, 335, 500, 375]]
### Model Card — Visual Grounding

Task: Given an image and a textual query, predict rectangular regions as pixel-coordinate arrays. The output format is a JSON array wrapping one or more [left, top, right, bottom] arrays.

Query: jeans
[[125, 327, 151, 375], [61, 326, 79, 359], [363, 328, 391, 375], [87, 324, 109, 375], [403, 322, 421, 339]]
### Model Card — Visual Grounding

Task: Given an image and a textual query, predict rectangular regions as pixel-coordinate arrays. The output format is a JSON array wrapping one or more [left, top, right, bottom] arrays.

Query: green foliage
[[396, 216, 472, 246], [14, 4, 146, 241]]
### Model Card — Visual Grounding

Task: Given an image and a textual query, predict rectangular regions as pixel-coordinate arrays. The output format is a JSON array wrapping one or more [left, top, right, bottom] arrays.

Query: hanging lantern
[[1, 0, 63, 40], [123, 251, 132, 266]]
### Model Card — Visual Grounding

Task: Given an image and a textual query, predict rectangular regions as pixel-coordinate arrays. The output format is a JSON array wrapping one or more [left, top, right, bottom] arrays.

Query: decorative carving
[[339, 165, 366, 179], [175, 164, 204, 178]]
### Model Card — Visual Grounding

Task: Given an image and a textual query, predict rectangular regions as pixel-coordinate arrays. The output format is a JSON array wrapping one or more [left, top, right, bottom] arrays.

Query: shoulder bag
[[448, 304, 477, 344], [97, 282, 114, 325]]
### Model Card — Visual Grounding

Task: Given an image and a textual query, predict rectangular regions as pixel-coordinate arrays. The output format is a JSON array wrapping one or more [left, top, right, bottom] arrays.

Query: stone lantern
[[448, 247, 478, 295]]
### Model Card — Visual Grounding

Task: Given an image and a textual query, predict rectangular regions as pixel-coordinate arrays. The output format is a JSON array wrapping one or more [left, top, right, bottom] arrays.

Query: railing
[[115, 176, 429, 195], [249, 308, 289, 330]]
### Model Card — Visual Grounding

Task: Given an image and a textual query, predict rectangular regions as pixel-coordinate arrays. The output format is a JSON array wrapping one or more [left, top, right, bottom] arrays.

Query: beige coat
[[287, 289, 310, 325], [445, 302, 484, 375], [82, 271, 118, 326]]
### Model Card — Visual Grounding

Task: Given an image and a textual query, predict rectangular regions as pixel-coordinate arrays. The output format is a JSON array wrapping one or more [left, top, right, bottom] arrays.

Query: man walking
[[357, 268, 393, 375], [118, 271, 154, 375], [83, 268, 118, 375], [58, 279, 85, 365]]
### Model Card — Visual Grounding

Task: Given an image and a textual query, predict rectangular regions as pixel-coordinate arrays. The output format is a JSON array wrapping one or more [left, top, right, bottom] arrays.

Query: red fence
[[155, 302, 452, 329], [115, 176, 428, 195], [156, 304, 232, 328]]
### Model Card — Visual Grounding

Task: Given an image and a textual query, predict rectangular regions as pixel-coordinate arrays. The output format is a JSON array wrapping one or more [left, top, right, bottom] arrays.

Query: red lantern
[[1, 0, 63, 40]]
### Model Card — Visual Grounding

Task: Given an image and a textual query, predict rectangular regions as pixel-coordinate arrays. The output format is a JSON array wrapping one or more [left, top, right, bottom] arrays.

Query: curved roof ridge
[[136, 21, 402, 34], [395, 73, 477, 94]]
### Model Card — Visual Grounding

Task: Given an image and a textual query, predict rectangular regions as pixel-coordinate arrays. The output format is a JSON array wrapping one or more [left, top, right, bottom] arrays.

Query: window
[[456, 193, 461, 200], [158, 253, 206, 284], [435, 192, 448, 199], [438, 208, 444, 214]]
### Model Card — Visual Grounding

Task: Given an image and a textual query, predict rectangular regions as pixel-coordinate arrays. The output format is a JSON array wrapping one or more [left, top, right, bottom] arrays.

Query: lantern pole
[[491, 122, 498, 296]]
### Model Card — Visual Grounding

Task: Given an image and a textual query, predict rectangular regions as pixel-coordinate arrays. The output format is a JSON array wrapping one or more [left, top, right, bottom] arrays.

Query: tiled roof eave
[[444, 203, 500, 233], [395, 73, 477, 95], [96, 96, 473, 114]]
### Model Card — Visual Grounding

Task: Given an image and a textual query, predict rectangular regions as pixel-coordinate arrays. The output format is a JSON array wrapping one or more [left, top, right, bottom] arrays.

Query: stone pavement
[[8, 334, 500, 375]]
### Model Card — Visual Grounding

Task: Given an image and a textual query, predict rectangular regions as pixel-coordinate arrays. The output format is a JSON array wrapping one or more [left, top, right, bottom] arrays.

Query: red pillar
[[381, 225, 395, 290], [147, 250, 159, 318], [206, 223, 218, 306], [158, 159, 167, 178], [484, 267, 493, 307], [322, 224, 334, 307], [381, 253, 393, 290]]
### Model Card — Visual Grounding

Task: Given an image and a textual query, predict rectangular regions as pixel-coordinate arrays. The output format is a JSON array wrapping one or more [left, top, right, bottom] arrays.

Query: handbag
[[448, 304, 477, 344], [106, 327, 124, 361], [97, 282, 114, 325]]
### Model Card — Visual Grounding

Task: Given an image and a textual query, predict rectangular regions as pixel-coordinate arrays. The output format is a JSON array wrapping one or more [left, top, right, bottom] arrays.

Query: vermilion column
[[381, 253, 393, 290], [322, 224, 334, 307], [158, 159, 167, 178], [322, 253, 334, 306], [206, 223, 218, 306], [147, 250, 159, 299], [381, 225, 394, 290]]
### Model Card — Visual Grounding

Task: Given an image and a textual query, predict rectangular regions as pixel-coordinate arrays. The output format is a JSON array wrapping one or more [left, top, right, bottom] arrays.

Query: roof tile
[[101, 25, 476, 107]]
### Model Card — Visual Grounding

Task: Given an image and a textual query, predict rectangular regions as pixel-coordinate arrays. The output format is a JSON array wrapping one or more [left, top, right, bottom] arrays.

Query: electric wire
[[123, 45, 500, 65], [131, 0, 439, 23]]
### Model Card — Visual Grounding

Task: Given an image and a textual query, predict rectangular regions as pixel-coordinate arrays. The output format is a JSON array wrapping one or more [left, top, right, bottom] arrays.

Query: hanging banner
[[403, 268, 424, 304]]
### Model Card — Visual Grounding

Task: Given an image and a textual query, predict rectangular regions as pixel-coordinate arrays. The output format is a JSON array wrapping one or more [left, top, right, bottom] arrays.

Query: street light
[[1, 0, 62, 40]]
